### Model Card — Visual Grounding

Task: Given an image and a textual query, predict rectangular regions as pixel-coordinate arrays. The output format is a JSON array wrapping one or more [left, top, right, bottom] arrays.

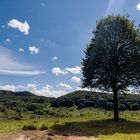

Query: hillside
[[0, 90, 53, 120], [0, 90, 52, 103], [51, 90, 140, 110], [0, 90, 140, 120]]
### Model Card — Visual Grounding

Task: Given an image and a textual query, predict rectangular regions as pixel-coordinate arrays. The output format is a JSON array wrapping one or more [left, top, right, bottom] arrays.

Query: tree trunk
[[112, 88, 119, 121]]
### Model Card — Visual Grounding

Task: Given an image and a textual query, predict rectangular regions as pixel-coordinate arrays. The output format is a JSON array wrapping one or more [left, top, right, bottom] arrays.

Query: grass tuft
[[40, 124, 48, 130], [22, 124, 37, 130]]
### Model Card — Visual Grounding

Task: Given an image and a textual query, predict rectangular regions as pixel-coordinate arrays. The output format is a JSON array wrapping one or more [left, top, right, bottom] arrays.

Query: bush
[[105, 102, 113, 110], [40, 124, 48, 130], [130, 103, 139, 110], [22, 124, 37, 130], [119, 103, 127, 111], [13, 116, 22, 120], [34, 110, 45, 115]]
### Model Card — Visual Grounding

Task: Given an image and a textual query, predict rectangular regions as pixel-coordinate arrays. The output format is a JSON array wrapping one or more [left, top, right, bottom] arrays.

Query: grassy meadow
[[0, 108, 140, 140]]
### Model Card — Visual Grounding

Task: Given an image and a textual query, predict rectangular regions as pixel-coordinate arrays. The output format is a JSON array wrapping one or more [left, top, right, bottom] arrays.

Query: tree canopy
[[82, 15, 140, 120]]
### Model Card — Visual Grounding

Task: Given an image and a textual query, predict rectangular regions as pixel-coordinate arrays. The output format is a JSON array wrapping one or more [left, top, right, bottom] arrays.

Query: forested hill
[[0, 90, 36, 96], [0, 90, 52, 102], [51, 90, 140, 110], [0, 90, 140, 113]]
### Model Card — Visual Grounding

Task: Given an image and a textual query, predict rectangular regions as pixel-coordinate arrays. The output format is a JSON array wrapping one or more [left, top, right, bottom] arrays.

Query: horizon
[[0, 0, 140, 97]]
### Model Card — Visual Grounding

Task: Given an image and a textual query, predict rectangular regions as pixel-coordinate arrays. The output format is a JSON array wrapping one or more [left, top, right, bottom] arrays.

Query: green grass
[[0, 108, 139, 140], [100, 133, 140, 140]]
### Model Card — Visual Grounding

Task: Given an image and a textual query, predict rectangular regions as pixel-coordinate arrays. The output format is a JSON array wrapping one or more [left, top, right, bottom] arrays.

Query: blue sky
[[0, 0, 140, 97]]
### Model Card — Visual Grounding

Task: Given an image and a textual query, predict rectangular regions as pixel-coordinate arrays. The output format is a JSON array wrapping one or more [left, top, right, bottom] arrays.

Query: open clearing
[[0, 110, 139, 140]]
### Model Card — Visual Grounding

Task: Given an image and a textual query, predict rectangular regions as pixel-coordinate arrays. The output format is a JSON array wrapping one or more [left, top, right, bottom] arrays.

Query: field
[[0, 108, 140, 140]]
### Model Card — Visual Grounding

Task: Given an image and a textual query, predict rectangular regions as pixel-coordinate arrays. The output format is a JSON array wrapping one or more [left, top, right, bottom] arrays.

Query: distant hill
[[51, 90, 140, 110], [0, 90, 36, 96], [0, 90, 54, 120], [0, 90, 53, 104]]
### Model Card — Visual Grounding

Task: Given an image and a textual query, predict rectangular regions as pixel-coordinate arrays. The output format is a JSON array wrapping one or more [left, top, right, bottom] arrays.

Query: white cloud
[[0, 84, 28, 92], [16, 85, 26, 90], [52, 66, 81, 76], [0, 84, 32, 92], [0, 84, 16, 91], [52, 56, 58, 60], [0, 83, 119, 97], [5, 38, 11, 43], [29, 84, 68, 97], [57, 82, 72, 90], [21, 83, 67, 97], [0, 69, 45, 76], [75, 87, 90, 91], [5, 38, 12, 45], [65, 66, 81, 74], [34, 85, 53, 96], [0, 82, 72, 97], [51, 67, 68, 76], [27, 83, 37, 93], [71, 76, 81, 84], [29, 46, 40, 54], [8, 19, 30, 35], [136, 3, 140, 10], [26, 84, 67, 97], [49, 90, 66, 97], [19, 48, 24, 52]]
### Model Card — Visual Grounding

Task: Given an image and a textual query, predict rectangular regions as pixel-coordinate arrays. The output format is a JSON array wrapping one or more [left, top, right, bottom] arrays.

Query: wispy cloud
[[1, 25, 6, 28], [8, 19, 30, 35], [0, 69, 45, 76], [0, 45, 45, 76], [105, 0, 126, 16], [0, 45, 30, 70], [41, 2, 46, 7]]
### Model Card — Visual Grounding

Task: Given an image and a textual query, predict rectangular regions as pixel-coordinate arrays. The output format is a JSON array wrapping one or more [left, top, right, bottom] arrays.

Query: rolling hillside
[[0, 90, 140, 120]]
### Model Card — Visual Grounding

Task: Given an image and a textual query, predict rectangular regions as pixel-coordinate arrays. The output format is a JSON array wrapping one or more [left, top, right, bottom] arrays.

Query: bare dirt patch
[[0, 130, 98, 140]]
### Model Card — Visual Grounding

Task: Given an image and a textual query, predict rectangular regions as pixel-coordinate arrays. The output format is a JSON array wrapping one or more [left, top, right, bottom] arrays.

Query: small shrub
[[119, 103, 127, 111], [34, 110, 45, 115], [130, 103, 139, 110], [77, 103, 85, 109], [40, 124, 48, 130], [22, 124, 37, 130], [13, 116, 22, 120]]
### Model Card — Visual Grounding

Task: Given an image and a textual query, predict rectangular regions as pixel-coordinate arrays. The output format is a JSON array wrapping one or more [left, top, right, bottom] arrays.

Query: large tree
[[82, 15, 140, 121]]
